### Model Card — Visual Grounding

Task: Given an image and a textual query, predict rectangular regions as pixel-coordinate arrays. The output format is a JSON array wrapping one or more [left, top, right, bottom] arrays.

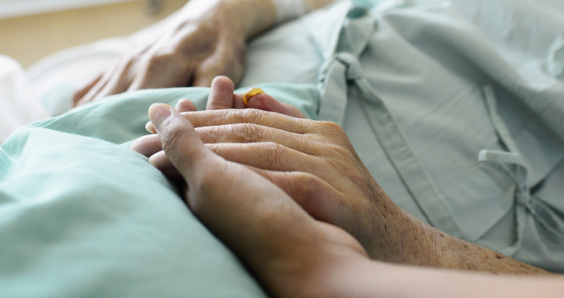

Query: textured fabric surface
[[1, 1, 564, 296], [334, 0, 564, 272], [0, 56, 49, 144], [0, 84, 318, 298], [248, 0, 564, 272]]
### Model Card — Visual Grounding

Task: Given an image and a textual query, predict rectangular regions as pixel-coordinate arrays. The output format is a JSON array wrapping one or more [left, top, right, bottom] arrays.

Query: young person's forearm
[[349, 260, 564, 298], [275, 242, 563, 298], [435, 227, 553, 275]]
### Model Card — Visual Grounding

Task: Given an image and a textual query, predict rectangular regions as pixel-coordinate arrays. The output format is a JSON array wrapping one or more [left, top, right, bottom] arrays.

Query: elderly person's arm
[[137, 106, 553, 276], [132, 80, 554, 276], [73, 0, 336, 106], [137, 103, 563, 298]]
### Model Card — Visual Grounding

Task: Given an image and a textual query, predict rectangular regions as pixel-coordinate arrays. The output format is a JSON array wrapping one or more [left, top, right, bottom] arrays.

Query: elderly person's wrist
[[357, 190, 437, 265], [218, 0, 277, 38], [177, 0, 277, 39], [369, 199, 554, 276]]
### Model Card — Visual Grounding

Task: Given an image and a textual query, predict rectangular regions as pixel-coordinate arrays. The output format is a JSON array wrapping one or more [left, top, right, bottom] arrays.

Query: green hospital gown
[[0, 0, 563, 296]]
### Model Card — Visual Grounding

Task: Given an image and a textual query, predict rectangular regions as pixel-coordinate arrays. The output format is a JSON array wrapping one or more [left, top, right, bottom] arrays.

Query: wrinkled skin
[[143, 102, 371, 298], [135, 98, 558, 298], [132, 76, 430, 264], [73, 0, 248, 106], [132, 77, 554, 276]]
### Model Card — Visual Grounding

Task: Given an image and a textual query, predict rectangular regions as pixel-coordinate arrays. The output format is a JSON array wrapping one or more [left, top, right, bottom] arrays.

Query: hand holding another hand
[[144, 101, 370, 298], [131, 76, 554, 298], [132, 76, 423, 265]]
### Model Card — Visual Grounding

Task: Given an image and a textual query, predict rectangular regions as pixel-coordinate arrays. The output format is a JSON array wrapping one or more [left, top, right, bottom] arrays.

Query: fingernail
[[148, 104, 172, 128], [148, 155, 158, 167], [145, 121, 156, 134]]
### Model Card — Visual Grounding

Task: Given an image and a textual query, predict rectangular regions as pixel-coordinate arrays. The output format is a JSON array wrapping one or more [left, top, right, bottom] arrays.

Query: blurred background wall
[[0, 0, 186, 67]]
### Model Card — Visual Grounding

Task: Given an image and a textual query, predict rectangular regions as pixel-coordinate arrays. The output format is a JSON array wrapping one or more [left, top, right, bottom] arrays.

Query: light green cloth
[[0, 84, 318, 297], [2, 1, 564, 296], [248, 0, 564, 272]]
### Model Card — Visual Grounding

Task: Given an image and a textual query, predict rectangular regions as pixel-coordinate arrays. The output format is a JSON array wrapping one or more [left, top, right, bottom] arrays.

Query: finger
[[76, 63, 118, 106], [205, 142, 321, 173], [73, 74, 102, 106], [153, 109, 314, 134], [134, 121, 318, 159], [78, 58, 136, 105], [149, 102, 316, 230], [147, 150, 182, 180], [191, 72, 215, 88], [148, 103, 214, 183], [233, 93, 246, 109], [146, 109, 314, 135], [247, 93, 305, 118], [248, 168, 344, 225], [176, 98, 197, 112], [280, 103, 305, 118], [205, 142, 353, 192], [147, 104, 339, 272], [206, 76, 235, 110], [93, 58, 137, 99], [146, 142, 345, 225], [130, 134, 162, 156], [147, 129, 317, 175], [196, 123, 317, 155]]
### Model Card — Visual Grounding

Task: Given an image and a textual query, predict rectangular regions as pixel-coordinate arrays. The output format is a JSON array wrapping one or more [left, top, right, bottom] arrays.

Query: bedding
[[0, 84, 316, 298], [1, 0, 564, 296], [0, 56, 49, 143]]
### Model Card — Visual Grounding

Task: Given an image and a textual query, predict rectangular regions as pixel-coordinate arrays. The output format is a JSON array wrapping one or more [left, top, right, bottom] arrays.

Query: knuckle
[[294, 172, 319, 194], [201, 110, 223, 126], [290, 172, 340, 222], [316, 120, 337, 129], [312, 120, 351, 146], [195, 127, 215, 143], [241, 124, 263, 143], [323, 121, 346, 136], [240, 109, 263, 124], [160, 124, 184, 153], [261, 142, 284, 168], [147, 51, 175, 67], [330, 144, 352, 158]]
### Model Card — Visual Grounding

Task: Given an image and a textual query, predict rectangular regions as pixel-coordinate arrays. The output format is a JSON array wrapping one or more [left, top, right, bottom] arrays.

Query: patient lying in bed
[[1, 0, 563, 296]]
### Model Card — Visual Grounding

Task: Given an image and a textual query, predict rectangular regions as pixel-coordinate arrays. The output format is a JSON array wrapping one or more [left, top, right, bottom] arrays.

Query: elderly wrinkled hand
[[73, 0, 253, 107], [133, 84, 416, 264], [132, 75, 553, 278], [142, 102, 368, 298]]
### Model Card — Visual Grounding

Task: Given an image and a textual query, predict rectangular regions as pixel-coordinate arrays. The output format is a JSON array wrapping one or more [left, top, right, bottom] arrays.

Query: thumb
[[148, 103, 212, 182]]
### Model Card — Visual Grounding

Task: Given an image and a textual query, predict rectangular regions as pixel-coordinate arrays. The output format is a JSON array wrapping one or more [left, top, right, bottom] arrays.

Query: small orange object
[[242, 87, 265, 106]]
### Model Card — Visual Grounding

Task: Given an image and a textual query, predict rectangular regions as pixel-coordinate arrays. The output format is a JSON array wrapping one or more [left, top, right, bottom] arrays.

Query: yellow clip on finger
[[242, 87, 265, 106]]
